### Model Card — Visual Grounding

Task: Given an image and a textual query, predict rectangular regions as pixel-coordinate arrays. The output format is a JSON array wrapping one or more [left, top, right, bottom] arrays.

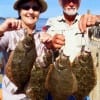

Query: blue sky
[[0, 0, 100, 18]]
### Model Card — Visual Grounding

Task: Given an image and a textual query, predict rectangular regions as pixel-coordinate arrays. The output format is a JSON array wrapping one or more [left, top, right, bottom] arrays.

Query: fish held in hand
[[5, 30, 37, 93], [72, 51, 96, 100], [45, 51, 78, 100], [25, 49, 52, 100]]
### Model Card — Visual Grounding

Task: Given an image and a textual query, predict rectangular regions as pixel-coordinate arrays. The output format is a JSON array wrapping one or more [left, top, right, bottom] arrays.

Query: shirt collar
[[57, 13, 79, 24]]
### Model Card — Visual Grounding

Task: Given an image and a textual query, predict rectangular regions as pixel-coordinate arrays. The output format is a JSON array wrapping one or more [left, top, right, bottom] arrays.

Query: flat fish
[[5, 31, 37, 93], [45, 33, 97, 100], [45, 51, 77, 100], [25, 48, 52, 100], [88, 25, 100, 40], [72, 51, 97, 100], [25, 64, 48, 100]]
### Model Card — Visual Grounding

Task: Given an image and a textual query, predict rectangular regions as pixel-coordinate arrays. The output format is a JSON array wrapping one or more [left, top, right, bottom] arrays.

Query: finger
[[86, 15, 93, 26], [14, 20, 21, 29], [55, 39, 65, 45], [14, 20, 19, 29], [52, 36, 65, 45], [53, 43, 63, 49], [10, 20, 17, 29], [52, 38, 65, 50], [55, 34, 65, 41], [40, 33, 52, 43], [8, 19, 21, 30], [17, 20, 22, 29], [87, 15, 97, 26]]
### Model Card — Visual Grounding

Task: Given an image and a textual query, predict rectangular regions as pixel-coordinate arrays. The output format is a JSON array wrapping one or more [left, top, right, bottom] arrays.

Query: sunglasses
[[63, 0, 80, 3], [20, 4, 40, 11]]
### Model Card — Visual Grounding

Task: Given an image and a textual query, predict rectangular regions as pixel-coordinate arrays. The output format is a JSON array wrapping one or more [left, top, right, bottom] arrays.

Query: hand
[[42, 34, 65, 49], [79, 14, 97, 32], [40, 32, 53, 49], [52, 34, 65, 49], [0, 18, 22, 33], [40, 32, 52, 43]]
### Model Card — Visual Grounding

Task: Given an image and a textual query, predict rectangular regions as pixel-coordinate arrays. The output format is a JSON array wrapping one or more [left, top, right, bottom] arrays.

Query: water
[[36, 18, 48, 31]]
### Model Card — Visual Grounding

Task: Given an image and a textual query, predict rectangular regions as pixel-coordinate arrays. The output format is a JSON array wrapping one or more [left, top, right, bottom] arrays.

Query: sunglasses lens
[[21, 5, 30, 10], [32, 6, 40, 11], [64, 0, 79, 3], [21, 4, 40, 11]]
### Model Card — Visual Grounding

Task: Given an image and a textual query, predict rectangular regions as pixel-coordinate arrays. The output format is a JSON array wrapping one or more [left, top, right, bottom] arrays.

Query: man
[[45, 0, 99, 50], [43, 0, 100, 100]]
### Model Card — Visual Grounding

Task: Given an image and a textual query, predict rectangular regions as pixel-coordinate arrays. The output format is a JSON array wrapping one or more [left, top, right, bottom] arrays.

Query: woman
[[0, 0, 49, 99]]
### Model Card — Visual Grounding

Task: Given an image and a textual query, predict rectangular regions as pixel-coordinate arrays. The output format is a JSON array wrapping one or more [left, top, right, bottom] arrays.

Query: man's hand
[[51, 34, 65, 49], [41, 33, 65, 49], [0, 18, 22, 33], [79, 14, 97, 32]]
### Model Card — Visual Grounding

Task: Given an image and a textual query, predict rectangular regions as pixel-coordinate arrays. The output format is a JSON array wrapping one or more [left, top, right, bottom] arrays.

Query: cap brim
[[13, 0, 47, 13]]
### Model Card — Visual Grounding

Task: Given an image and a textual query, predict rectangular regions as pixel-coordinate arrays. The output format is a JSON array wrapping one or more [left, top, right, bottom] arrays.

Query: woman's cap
[[13, 0, 47, 13]]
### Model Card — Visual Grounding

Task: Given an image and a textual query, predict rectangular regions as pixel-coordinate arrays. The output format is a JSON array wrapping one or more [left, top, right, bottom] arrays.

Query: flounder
[[45, 50, 78, 100], [45, 33, 97, 100], [5, 30, 37, 93], [72, 50, 96, 100], [25, 49, 52, 100]]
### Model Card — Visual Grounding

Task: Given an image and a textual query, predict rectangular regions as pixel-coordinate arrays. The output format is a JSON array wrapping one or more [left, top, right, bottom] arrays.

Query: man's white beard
[[63, 8, 77, 16]]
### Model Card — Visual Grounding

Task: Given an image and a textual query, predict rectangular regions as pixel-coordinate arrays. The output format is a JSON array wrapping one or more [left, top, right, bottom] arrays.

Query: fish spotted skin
[[72, 51, 96, 100], [25, 49, 52, 100], [45, 52, 78, 100], [25, 65, 49, 100], [5, 33, 37, 93]]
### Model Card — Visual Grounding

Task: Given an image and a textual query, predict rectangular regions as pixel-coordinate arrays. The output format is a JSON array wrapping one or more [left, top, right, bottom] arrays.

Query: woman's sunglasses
[[20, 4, 40, 11]]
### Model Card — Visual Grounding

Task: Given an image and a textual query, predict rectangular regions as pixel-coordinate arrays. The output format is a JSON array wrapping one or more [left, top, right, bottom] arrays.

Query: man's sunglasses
[[63, 0, 80, 3], [20, 4, 40, 11]]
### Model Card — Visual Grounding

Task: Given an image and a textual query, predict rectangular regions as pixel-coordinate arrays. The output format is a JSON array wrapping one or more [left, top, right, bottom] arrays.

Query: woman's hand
[[0, 18, 22, 34], [51, 34, 65, 49]]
